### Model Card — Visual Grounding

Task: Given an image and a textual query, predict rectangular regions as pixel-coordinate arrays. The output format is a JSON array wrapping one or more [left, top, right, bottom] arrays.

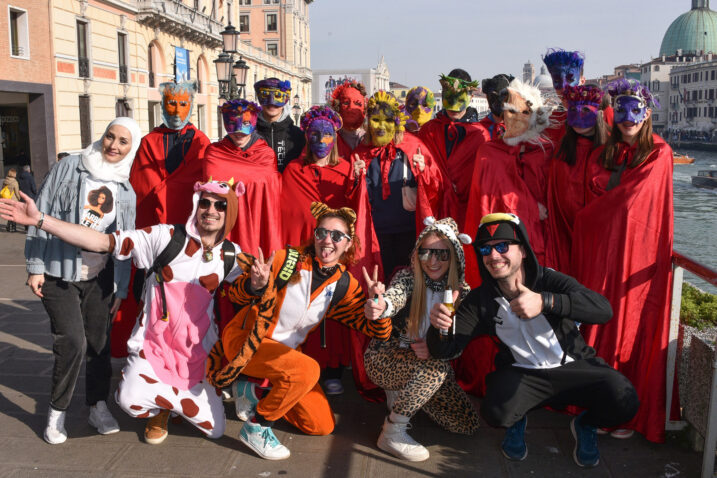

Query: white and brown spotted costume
[[364, 217, 479, 435], [113, 180, 244, 438]]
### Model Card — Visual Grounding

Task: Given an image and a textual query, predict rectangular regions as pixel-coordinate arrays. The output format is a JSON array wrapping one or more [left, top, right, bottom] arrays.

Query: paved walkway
[[0, 229, 701, 477]]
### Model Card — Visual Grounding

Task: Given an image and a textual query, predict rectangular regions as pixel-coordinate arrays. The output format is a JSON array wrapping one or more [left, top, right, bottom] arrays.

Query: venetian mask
[[542, 49, 584, 94], [307, 119, 336, 159], [502, 90, 532, 139], [368, 111, 397, 147], [161, 85, 194, 130], [549, 65, 581, 93], [439, 75, 477, 113], [254, 78, 291, 107], [221, 100, 260, 135], [337, 87, 366, 130], [614, 96, 648, 124], [405, 87, 435, 127]]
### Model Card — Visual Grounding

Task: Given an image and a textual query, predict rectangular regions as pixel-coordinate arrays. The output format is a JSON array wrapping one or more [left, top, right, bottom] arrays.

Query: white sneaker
[[44, 406, 67, 444], [377, 417, 429, 462], [385, 390, 398, 411], [324, 378, 344, 395], [234, 380, 259, 421], [88, 401, 120, 435], [239, 421, 290, 460]]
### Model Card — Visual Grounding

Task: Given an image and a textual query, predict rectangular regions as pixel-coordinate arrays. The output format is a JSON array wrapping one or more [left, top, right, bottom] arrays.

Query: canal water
[[672, 148, 717, 293]]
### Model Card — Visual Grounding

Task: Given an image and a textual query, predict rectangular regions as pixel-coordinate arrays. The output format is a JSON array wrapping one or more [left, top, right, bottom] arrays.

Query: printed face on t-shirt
[[81, 184, 116, 232]]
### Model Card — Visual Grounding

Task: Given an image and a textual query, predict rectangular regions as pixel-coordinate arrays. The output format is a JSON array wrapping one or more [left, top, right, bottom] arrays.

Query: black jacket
[[255, 109, 305, 173], [427, 217, 612, 367], [17, 170, 37, 200]]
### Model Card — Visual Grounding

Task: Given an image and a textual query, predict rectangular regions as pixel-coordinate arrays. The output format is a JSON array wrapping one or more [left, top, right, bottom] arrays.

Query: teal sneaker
[[571, 412, 600, 468], [239, 421, 290, 460], [234, 380, 259, 421], [501, 415, 528, 461]]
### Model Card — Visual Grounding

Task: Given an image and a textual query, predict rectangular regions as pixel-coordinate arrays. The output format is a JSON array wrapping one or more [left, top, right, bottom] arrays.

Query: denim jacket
[[25, 154, 136, 298]]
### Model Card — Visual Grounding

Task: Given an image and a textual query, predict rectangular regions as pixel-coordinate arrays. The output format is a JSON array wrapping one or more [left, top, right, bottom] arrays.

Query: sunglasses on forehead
[[478, 241, 518, 256], [418, 248, 450, 262], [197, 198, 228, 212], [314, 227, 351, 243]]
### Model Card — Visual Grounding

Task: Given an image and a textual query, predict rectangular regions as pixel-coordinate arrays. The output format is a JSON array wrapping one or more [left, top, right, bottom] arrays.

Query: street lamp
[[292, 94, 301, 124], [214, 23, 249, 100]]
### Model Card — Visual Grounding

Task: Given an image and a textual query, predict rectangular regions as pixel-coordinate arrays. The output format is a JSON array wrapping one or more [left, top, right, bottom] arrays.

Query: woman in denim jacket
[[25, 117, 140, 444]]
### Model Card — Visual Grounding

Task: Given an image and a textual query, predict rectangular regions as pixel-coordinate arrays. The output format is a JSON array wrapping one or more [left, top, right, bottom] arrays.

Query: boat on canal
[[673, 153, 695, 164], [692, 170, 717, 189]]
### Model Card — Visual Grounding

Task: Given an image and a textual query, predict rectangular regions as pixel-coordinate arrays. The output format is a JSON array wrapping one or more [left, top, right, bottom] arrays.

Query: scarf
[[81, 117, 141, 182], [369, 142, 398, 200]]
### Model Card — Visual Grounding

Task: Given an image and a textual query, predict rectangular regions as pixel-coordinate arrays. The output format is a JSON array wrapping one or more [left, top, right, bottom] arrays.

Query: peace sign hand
[[412, 146, 425, 172], [353, 153, 366, 177], [250, 247, 275, 293], [362, 265, 386, 321]]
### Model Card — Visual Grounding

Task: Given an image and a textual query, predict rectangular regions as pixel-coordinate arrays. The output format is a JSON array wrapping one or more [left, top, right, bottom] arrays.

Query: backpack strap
[[321, 270, 351, 348], [149, 224, 187, 322], [273, 248, 301, 291], [221, 239, 236, 279]]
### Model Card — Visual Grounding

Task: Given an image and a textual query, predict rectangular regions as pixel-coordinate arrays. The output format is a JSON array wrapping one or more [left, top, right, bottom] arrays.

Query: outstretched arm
[[0, 191, 111, 253]]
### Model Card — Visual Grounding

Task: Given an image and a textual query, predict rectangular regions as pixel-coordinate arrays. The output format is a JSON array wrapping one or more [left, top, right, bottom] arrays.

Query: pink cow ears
[[194, 178, 246, 196]]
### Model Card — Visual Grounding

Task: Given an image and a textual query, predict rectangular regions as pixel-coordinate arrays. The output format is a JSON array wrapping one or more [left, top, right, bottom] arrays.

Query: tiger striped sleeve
[[227, 252, 256, 308], [328, 274, 392, 340]]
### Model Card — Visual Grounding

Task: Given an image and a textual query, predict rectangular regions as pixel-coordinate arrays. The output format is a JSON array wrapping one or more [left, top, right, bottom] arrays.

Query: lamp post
[[214, 24, 250, 100], [292, 94, 301, 124]]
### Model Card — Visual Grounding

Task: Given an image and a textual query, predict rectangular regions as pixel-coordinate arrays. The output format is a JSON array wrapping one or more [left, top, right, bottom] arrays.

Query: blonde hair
[[407, 232, 462, 339]]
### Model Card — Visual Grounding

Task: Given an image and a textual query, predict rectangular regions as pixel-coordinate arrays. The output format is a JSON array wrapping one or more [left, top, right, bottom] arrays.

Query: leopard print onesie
[[364, 268, 478, 435]]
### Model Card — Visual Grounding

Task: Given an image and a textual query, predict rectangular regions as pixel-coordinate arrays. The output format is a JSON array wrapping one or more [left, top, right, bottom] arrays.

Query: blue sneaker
[[234, 379, 259, 421], [239, 421, 290, 460], [571, 412, 600, 468], [501, 415, 528, 461]]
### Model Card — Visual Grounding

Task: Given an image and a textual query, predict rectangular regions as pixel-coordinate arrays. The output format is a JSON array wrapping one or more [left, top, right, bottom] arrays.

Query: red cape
[[455, 137, 553, 397], [544, 135, 597, 273], [572, 135, 674, 443], [112, 124, 209, 357], [203, 136, 282, 256], [130, 124, 210, 228], [419, 114, 490, 228], [478, 114, 505, 140], [281, 153, 385, 401]]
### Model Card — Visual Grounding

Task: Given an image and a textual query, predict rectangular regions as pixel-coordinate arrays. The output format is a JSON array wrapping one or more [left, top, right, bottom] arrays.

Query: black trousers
[[41, 265, 114, 411], [481, 357, 639, 429], [377, 230, 416, 281]]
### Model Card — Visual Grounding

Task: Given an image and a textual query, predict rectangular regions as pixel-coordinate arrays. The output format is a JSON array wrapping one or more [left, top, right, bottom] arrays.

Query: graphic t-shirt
[[79, 178, 118, 280]]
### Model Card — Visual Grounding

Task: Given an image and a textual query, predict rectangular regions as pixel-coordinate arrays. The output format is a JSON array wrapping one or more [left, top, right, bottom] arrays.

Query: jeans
[[41, 264, 114, 411]]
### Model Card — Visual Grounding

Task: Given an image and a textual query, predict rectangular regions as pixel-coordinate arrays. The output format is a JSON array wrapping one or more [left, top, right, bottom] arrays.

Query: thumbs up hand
[[412, 146, 425, 172], [509, 278, 543, 320]]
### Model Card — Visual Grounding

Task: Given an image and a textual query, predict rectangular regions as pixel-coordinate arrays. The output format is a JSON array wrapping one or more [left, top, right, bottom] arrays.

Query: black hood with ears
[[473, 213, 540, 290]]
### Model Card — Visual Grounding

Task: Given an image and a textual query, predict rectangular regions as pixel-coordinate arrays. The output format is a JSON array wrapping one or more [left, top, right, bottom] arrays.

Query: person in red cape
[[541, 48, 586, 146], [479, 74, 514, 140], [545, 85, 609, 273], [280, 105, 383, 400], [330, 81, 367, 159], [203, 99, 282, 257], [352, 90, 442, 279], [458, 79, 554, 397], [401, 86, 435, 133], [571, 79, 673, 443], [419, 69, 490, 228], [112, 81, 210, 357]]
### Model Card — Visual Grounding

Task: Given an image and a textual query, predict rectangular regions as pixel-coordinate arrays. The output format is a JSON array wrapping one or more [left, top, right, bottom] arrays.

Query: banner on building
[[175, 47, 190, 82], [318, 74, 361, 103]]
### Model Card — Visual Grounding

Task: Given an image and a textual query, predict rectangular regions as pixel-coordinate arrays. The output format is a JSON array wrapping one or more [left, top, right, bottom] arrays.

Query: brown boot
[[144, 409, 170, 445]]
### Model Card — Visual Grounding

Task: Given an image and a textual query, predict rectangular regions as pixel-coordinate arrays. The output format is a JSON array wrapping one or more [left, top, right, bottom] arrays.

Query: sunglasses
[[478, 241, 517, 256], [418, 248, 450, 262], [314, 227, 351, 243], [197, 198, 228, 212]]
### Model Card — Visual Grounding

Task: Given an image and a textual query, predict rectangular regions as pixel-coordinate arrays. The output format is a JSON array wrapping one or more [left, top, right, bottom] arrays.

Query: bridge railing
[[666, 251, 717, 478]]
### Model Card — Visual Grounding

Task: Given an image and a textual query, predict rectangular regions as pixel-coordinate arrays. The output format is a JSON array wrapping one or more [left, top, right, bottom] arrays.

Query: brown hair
[[600, 114, 654, 170], [87, 186, 114, 213], [556, 110, 609, 165], [406, 232, 462, 339], [6, 168, 16, 178]]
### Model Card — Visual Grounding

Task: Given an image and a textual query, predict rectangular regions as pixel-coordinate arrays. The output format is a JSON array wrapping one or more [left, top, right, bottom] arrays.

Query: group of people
[[0, 46, 675, 470]]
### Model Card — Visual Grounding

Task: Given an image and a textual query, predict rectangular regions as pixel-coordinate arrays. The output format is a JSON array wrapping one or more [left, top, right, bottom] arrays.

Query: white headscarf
[[80, 117, 142, 182]]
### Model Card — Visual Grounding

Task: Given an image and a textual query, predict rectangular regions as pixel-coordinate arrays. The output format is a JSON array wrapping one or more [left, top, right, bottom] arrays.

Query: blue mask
[[614, 96, 647, 124]]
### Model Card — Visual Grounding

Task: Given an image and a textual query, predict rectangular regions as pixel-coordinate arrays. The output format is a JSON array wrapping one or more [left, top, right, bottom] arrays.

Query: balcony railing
[[136, 0, 222, 49], [667, 251, 717, 478], [78, 57, 90, 78]]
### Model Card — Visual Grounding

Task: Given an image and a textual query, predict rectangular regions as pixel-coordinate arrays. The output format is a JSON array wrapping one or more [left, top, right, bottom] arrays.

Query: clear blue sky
[[309, 0, 689, 91]]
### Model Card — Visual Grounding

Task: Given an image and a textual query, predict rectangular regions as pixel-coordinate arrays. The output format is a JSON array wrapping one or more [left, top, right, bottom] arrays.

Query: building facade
[[47, 0, 312, 178], [667, 55, 717, 135], [0, 0, 56, 178]]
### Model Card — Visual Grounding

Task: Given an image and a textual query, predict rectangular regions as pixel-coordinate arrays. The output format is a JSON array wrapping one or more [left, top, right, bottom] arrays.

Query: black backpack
[[133, 224, 236, 321]]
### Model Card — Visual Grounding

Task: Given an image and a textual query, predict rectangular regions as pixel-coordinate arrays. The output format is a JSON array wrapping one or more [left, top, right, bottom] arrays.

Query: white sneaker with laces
[[44, 406, 67, 444], [239, 421, 291, 460], [377, 417, 429, 462], [88, 400, 120, 435]]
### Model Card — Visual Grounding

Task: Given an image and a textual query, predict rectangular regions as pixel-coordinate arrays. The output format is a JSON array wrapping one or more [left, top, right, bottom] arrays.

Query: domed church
[[660, 0, 717, 56]]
